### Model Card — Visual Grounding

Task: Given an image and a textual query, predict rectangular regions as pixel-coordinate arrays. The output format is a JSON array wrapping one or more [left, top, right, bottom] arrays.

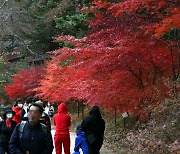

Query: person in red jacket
[[12, 98, 23, 124], [53, 103, 71, 154]]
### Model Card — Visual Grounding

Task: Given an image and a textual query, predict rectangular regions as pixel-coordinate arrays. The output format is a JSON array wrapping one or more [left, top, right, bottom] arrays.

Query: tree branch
[[127, 65, 144, 89], [0, 0, 8, 9]]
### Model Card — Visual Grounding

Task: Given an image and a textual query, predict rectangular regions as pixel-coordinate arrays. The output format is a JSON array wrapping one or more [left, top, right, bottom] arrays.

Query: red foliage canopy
[[4, 66, 46, 99], [7, 0, 179, 119], [35, 0, 179, 119]]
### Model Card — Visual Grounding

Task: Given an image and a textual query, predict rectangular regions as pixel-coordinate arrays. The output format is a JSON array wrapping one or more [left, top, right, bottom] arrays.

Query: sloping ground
[[104, 97, 180, 154]]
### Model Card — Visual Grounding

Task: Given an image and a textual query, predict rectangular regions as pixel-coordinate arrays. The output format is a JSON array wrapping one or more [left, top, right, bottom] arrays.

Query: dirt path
[[51, 130, 113, 154], [51, 130, 81, 154]]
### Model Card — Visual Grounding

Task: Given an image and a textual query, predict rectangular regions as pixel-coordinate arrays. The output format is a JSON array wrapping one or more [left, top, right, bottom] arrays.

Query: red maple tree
[[35, 0, 179, 119], [5, 0, 179, 120], [4, 66, 46, 99]]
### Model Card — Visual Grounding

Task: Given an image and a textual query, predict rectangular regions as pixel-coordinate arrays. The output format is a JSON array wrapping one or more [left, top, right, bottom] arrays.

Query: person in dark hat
[[9, 101, 54, 154], [0, 107, 17, 154], [81, 106, 105, 154]]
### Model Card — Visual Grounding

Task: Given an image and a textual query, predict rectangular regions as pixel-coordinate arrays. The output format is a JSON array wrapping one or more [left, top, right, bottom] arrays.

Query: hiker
[[48, 105, 54, 118], [0, 107, 17, 154], [54, 103, 71, 154], [20, 96, 35, 121], [21, 98, 51, 130], [81, 106, 105, 154], [73, 125, 88, 154], [45, 102, 54, 118], [9, 101, 54, 154], [12, 98, 23, 124], [40, 101, 51, 131]]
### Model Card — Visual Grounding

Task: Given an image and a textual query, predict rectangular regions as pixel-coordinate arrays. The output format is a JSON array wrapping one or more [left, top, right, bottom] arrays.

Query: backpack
[[19, 121, 48, 139]]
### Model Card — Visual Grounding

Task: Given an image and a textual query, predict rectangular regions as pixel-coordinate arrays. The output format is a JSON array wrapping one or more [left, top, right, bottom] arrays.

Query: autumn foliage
[[4, 66, 46, 99], [5, 0, 179, 119]]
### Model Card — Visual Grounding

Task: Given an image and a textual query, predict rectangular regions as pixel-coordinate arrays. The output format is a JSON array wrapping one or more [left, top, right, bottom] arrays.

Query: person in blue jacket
[[73, 125, 88, 154], [9, 101, 54, 154]]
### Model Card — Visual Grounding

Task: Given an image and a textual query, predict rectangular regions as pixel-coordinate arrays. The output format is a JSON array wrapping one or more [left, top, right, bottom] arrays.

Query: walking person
[[0, 107, 17, 154], [20, 96, 34, 121], [48, 105, 54, 119], [12, 98, 23, 124], [45, 102, 54, 120], [81, 106, 105, 154], [9, 101, 54, 154], [54, 103, 71, 154], [40, 101, 51, 131], [73, 125, 88, 154], [21, 98, 51, 130]]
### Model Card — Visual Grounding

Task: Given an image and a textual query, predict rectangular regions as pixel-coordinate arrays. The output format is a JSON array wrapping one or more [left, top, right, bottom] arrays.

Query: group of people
[[0, 97, 53, 154], [0, 97, 105, 154]]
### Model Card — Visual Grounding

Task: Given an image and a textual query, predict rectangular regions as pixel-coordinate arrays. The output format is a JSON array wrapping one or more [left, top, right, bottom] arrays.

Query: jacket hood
[[77, 130, 85, 136], [89, 105, 102, 119], [58, 103, 67, 114]]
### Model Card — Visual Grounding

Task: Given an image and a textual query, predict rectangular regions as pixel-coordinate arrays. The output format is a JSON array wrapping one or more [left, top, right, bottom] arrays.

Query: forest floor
[[103, 97, 179, 154], [70, 96, 179, 154]]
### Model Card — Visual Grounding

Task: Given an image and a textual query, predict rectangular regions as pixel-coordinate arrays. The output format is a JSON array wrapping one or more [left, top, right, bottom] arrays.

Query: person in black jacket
[[0, 107, 17, 154], [9, 101, 54, 154], [40, 110, 51, 131], [21, 98, 51, 131], [81, 106, 105, 154]]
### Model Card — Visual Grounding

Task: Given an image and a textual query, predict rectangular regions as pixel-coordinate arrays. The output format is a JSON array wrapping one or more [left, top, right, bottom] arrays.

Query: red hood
[[58, 103, 67, 114]]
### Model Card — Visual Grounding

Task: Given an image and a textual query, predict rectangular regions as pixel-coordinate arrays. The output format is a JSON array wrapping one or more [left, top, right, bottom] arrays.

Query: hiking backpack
[[18, 121, 48, 139]]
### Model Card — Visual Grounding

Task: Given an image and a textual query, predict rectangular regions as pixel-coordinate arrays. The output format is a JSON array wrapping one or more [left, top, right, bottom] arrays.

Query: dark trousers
[[0, 145, 9, 154], [88, 142, 101, 154]]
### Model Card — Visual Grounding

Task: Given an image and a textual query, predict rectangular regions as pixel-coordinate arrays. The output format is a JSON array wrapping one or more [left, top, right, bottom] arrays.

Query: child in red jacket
[[54, 103, 71, 154]]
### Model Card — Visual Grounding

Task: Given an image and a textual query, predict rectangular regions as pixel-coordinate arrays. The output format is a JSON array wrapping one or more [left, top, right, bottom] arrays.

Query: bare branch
[[13, 35, 35, 55], [0, 0, 8, 9]]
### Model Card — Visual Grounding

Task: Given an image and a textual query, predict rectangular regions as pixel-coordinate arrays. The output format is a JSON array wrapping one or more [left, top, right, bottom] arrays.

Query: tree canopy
[[4, 0, 179, 118]]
